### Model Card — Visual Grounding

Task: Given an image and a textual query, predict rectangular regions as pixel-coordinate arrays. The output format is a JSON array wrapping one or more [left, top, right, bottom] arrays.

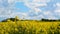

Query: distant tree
[[41, 18, 57, 22], [41, 18, 49, 21], [1, 18, 20, 22]]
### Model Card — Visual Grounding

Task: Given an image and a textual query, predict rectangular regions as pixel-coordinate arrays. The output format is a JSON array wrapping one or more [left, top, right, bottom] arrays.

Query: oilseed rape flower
[[0, 20, 60, 34]]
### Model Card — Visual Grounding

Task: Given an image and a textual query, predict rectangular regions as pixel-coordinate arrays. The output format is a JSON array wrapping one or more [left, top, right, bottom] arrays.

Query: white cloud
[[0, 0, 59, 20], [43, 11, 52, 15], [37, 15, 44, 19], [33, 8, 42, 14], [54, 9, 60, 16], [33, 0, 51, 3], [47, 16, 57, 20], [0, 0, 21, 18], [56, 3, 60, 7], [55, 9, 60, 13], [24, 1, 47, 9], [42, 11, 57, 19], [0, 11, 28, 20], [54, 2, 60, 17], [17, 0, 54, 20], [8, 0, 15, 4], [23, 0, 48, 18]]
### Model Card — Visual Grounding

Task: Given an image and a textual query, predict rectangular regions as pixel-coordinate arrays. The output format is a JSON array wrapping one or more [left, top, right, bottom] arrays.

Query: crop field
[[0, 20, 60, 34]]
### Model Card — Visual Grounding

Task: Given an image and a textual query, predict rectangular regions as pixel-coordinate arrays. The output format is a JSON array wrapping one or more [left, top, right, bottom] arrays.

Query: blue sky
[[0, 0, 60, 21]]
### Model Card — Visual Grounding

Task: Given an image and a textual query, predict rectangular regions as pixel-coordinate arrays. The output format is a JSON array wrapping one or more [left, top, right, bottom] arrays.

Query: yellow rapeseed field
[[0, 20, 60, 34]]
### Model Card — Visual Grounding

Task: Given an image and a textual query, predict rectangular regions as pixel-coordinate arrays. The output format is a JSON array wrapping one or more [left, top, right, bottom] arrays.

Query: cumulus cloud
[[54, 8, 60, 16], [23, 0, 48, 19], [24, 0, 48, 11], [43, 11, 52, 15], [55, 9, 60, 13], [32, 0, 51, 3], [0, 0, 53, 19], [56, 3, 60, 7], [8, 0, 15, 3], [42, 11, 57, 19], [0, 0, 60, 20]]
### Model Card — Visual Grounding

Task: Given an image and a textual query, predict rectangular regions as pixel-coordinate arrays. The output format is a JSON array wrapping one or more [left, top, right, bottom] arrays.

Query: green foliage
[[41, 18, 58, 22], [1, 18, 20, 22]]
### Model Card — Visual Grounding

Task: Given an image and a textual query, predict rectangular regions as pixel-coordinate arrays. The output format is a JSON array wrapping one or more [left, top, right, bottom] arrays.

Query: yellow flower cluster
[[0, 21, 60, 34]]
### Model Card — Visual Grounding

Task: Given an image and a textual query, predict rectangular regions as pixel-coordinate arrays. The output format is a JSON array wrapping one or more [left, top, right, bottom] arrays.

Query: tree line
[[1, 18, 60, 22], [41, 18, 60, 22]]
